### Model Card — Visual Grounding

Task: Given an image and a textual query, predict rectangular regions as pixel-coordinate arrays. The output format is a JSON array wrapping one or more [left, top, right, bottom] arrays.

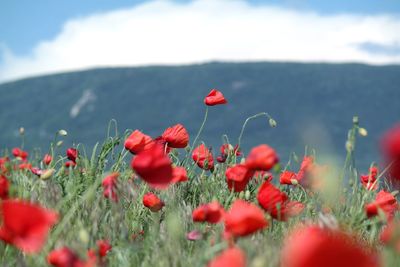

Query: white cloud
[[1, 0, 400, 82]]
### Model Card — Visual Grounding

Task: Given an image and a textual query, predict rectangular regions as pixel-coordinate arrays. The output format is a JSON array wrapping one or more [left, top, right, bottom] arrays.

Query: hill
[[1, 62, 399, 168]]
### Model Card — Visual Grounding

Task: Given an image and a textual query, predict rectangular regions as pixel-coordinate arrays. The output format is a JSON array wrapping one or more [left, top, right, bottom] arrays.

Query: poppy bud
[[66, 148, 78, 162], [43, 154, 52, 165], [269, 118, 277, 128], [58, 129, 68, 136], [41, 169, 55, 180], [358, 127, 368, 137], [19, 127, 25, 135]]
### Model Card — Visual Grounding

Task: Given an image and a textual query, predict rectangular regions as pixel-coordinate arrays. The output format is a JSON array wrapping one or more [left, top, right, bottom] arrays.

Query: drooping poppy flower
[[161, 124, 189, 148], [281, 225, 380, 267], [192, 144, 214, 171], [381, 124, 400, 183], [192, 201, 225, 224], [65, 161, 76, 168], [142, 192, 164, 212], [245, 144, 279, 171], [204, 89, 227, 106], [131, 144, 173, 189], [217, 144, 241, 163], [257, 182, 304, 221], [43, 154, 52, 165], [12, 147, 28, 161], [365, 190, 398, 220], [97, 239, 112, 258], [0, 175, 9, 199], [207, 247, 246, 267], [224, 199, 268, 237], [280, 171, 298, 185], [124, 130, 154, 155], [360, 166, 379, 190], [66, 148, 78, 162], [0, 199, 58, 253], [47, 246, 87, 267], [225, 164, 255, 192], [171, 166, 188, 183], [102, 172, 119, 202]]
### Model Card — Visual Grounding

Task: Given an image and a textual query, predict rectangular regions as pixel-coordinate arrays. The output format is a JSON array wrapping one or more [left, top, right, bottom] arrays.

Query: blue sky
[[1, 0, 400, 82], [2, 0, 399, 55]]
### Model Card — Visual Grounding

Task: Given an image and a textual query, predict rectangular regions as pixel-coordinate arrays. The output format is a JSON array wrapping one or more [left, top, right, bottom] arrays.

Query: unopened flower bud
[[245, 190, 251, 200], [56, 140, 63, 147], [79, 229, 90, 244], [58, 129, 68, 136], [358, 127, 368, 137], [269, 118, 277, 128], [290, 179, 298, 185], [40, 169, 55, 180], [19, 127, 25, 135]]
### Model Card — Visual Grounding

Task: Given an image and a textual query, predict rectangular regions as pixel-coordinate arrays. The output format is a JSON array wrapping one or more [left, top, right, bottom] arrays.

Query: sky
[[1, 0, 400, 82]]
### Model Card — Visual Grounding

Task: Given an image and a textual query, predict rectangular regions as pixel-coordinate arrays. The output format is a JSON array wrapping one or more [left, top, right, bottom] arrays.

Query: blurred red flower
[[380, 221, 400, 252], [43, 154, 52, 165], [124, 130, 154, 154], [381, 124, 400, 184], [131, 144, 173, 189], [97, 239, 112, 258], [257, 182, 304, 221], [281, 225, 380, 267], [142, 192, 164, 212], [0, 199, 58, 253], [365, 190, 398, 220], [161, 124, 189, 148], [217, 144, 241, 163], [245, 144, 279, 171], [0, 175, 9, 199], [360, 166, 378, 190], [224, 199, 267, 237], [47, 246, 88, 267], [171, 166, 188, 183], [225, 164, 254, 192], [279, 171, 297, 185], [192, 201, 224, 224], [204, 89, 227, 106], [65, 161, 76, 168], [207, 247, 246, 267], [12, 147, 28, 161], [102, 172, 119, 202], [66, 148, 78, 162], [296, 156, 314, 182], [192, 144, 214, 171]]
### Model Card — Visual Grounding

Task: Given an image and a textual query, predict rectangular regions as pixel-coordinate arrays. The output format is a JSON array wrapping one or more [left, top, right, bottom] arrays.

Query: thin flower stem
[[237, 112, 273, 149]]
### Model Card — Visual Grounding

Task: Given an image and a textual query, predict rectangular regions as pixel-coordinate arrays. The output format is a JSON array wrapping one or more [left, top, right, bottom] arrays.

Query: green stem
[[237, 112, 273, 149]]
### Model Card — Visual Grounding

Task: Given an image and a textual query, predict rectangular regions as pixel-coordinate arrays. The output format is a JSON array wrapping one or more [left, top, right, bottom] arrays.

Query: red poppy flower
[[204, 89, 227, 106], [43, 154, 52, 165], [380, 221, 400, 252], [186, 230, 202, 241], [296, 156, 314, 181], [224, 199, 268, 237], [161, 124, 189, 148], [65, 161, 76, 168], [31, 167, 43, 177], [66, 148, 78, 163], [360, 166, 378, 190], [245, 144, 279, 171], [0, 175, 9, 199], [142, 192, 164, 212], [102, 172, 119, 202], [225, 164, 255, 192], [47, 246, 87, 267], [192, 201, 225, 224], [381, 124, 400, 182], [280, 171, 298, 185], [97, 239, 112, 258], [12, 147, 28, 161], [18, 162, 32, 170], [124, 130, 154, 154], [365, 190, 398, 220], [0, 157, 9, 174], [171, 166, 188, 183], [207, 247, 246, 267], [131, 144, 173, 189], [217, 144, 241, 163], [257, 182, 304, 221], [0, 199, 58, 253], [281, 225, 380, 267], [192, 144, 214, 171]]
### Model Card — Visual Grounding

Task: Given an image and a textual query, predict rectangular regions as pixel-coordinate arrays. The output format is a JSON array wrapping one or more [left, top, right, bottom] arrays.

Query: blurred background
[[1, 0, 400, 168]]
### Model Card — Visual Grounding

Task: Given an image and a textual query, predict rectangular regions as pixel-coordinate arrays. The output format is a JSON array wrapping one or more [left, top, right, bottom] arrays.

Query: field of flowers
[[0, 89, 400, 267]]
